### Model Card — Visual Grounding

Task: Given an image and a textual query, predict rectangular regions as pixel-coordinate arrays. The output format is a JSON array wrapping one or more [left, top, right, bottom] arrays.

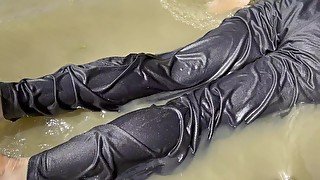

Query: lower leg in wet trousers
[[27, 101, 193, 179]]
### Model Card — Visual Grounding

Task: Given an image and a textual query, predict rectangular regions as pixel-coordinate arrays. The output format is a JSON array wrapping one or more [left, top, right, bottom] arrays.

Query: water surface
[[0, 1, 319, 179]]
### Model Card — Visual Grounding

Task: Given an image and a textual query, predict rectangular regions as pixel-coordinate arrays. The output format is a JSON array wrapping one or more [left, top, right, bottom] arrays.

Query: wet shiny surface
[[153, 105, 320, 180], [0, 0, 320, 179]]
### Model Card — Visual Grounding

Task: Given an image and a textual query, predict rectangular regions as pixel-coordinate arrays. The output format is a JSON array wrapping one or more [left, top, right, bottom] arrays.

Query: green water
[[0, 1, 320, 179]]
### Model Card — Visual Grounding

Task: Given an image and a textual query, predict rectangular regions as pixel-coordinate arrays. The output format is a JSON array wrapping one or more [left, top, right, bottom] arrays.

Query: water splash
[[44, 118, 73, 137], [160, 0, 233, 29]]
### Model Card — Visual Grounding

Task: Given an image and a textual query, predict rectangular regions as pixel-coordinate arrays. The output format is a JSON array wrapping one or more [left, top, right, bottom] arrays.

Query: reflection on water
[[0, 1, 320, 180]]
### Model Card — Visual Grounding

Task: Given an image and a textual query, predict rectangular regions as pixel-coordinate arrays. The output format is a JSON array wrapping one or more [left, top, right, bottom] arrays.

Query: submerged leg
[[27, 102, 192, 179], [1, 0, 311, 179], [0, 0, 282, 120], [25, 49, 320, 179]]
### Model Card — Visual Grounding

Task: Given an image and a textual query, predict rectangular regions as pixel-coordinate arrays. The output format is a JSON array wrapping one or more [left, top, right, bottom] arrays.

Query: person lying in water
[[1, 0, 319, 179]]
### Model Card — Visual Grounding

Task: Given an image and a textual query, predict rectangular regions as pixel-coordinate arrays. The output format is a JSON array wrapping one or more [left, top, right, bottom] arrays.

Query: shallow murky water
[[0, 0, 320, 180], [0, 0, 209, 157]]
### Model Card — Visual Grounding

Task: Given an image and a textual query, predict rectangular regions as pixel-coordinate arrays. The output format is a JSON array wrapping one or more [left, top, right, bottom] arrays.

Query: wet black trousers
[[1, 0, 320, 179]]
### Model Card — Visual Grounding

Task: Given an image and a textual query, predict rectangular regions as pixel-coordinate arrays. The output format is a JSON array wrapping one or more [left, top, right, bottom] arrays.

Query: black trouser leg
[[27, 101, 192, 180]]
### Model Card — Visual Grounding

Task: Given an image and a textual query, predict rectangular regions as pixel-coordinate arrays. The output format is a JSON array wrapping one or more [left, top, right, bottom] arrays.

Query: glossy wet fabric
[[2, 0, 320, 179]]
